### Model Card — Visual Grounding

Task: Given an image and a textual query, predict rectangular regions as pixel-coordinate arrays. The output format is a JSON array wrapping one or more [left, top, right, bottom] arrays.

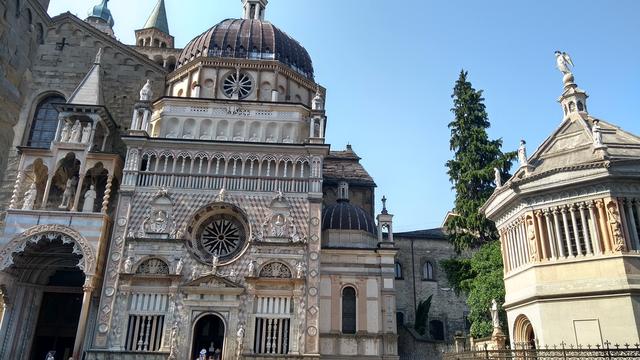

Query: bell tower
[[242, 0, 268, 20]]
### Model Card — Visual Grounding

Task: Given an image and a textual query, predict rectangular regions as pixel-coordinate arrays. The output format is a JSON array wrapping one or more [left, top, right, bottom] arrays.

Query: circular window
[[222, 71, 253, 99], [186, 204, 250, 265], [197, 214, 245, 257]]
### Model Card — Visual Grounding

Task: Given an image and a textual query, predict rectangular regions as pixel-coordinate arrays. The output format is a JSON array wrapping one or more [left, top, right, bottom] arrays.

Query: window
[[342, 286, 356, 334], [422, 261, 434, 280], [254, 296, 291, 354], [394, 262, 403, 280], [27, 95, 65, 148], [125, 293, 168, 351], [429, 319, 445, 341]]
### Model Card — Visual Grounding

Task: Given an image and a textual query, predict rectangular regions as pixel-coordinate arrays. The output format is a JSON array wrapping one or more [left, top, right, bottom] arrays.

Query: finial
[[518, 139, 528, 168], [242, 0, 268, 20], [381, 196, 388, 214], [94, 48, 103, 64]]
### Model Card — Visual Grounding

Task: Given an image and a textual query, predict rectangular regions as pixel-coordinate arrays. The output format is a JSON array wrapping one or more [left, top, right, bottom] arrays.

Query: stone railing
[[135, 172, 310, 193], [85, 350, 170, 360]]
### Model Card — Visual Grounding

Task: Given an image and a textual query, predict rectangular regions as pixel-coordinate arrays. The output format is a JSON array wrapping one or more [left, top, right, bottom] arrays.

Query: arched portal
[[192, 314, 226, 359], [513, 314, 536, 349]]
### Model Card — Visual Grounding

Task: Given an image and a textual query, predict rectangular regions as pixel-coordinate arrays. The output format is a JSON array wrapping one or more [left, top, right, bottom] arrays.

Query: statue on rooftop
[[140, 80, 153, 101], [518, 140, 528, 167], [554, 51, 574, 75]]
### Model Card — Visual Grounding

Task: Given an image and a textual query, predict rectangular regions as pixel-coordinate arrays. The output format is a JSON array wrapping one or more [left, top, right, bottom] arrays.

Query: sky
[[48, 0, 640, 231]]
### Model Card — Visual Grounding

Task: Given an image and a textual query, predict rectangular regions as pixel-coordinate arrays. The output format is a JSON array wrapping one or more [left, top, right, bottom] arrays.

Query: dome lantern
[[242, 0, 268, 20]]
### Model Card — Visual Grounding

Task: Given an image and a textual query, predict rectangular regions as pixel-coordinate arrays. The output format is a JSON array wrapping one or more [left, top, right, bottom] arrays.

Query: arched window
[[429, 319, 445, 340], [342, 286, 356, 334], [577, 101, 584, 112], [394, 262, 403, 280], [27, 95, 65, 148], [422, 261, 434, 281]]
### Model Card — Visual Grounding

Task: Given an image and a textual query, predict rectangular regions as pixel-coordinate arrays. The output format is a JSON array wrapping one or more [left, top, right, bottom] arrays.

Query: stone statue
[[59, 178, 76, 209], [248, 260, 256, 277], [554, 51, 574, 75], [60, 120, 72, 142], [592, 120, 603, 146], [175, 258, 184, 275], [296, 262, 304, 279], [70, 120, 82, 143], [312, 88, 324, 111], [606, 201, 625, 252], [211, 254, 219, 274], [215, 188, 226, 202], [81, 123, 92, 144], [149, 210, 168, 233], [229, 268, 237, 279], [249, 133, 259, 142], [526, 216, 537, 261], [235, 324, 245, 359], [123, 256, 133, 273], [82, 185, 97, 213], [168, 321, 179, 360], [490, 299, 500, 329], [518, 139, 528, 167], [140, 80, 153, 101], [266, 134, 275, 143], [494, 167, 502, 187], [282, 135, 293, 143], [45, 351, 55, 360], [22, 183, 37, 210], [191, 267, 198, 279], [216, 131, 227, 141]]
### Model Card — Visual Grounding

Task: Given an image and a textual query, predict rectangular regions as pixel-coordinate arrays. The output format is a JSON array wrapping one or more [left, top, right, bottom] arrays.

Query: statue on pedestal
[[490, 299, 501, 331], [59, 178, 76, 209], [554, 51, 574, 75], [60, 120, 72, 142], [296, 262, 304, 279], [248, 260, 256, 277], [211, 254, 219, 274], [175, 258, 184, 275], [518, 140, 528, 167], [140, 80, 153, 101], [235, 324, 245, 360], [123, 256, 133, 273], [22, 183, 37, 210], [70, 120, 82, 143], [81, 123, 92, 144], [82, 185, 97, 213], [494, 167, 502, 188], [592, 120, 603, 146]]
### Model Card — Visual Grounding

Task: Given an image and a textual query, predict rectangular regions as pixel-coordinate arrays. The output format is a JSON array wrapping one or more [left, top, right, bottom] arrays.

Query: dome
[[87, 0, 114, 27], [322, 201, 378, 235], [177, 19, 314, 79]]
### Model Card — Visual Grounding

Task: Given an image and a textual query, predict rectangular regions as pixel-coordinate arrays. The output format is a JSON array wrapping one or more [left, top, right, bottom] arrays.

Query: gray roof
[[323, 145, 376, 186], [143, 0, 170, 35]]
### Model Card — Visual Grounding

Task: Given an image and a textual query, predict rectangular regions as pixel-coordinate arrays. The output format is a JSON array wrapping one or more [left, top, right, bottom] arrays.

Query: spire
[[555, 51, 588, 121], [144, 0, 170, 35], [242, 0, 268, 20], [86, 0, 115, 37], [67, 49, 105, 106]]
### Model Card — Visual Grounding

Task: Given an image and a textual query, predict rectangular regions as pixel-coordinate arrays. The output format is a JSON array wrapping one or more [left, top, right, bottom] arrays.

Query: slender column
[[71, 173, 86, 212], [624, 198, 639, 251], [552, 208, 565, 258], [102, 175, 113, 213], [561, 206, 573, 257], [588, 201, 602, 254], [500, 229, 509, 273], [544, 210, 557, 259], [8, 171, 24, 209], [617, 198, 633, 251], [579, 203, 593, 255], [535, 211, 548, 260], [309, 118, 314, 138], [569, 204, 582, 256], [596, 200, 612, 253], [507, 225, 516, 269], [634, 199, 640, 250], [41, 173, 55, 209], [73, 275, 95, 360], [505, 226, 513, 270], [519, 219, 529, 264]]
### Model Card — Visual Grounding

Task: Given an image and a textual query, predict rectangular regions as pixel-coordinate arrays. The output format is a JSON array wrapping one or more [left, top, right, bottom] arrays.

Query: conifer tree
[[443, 70, 515, 337], [445, 70, 514, 252]]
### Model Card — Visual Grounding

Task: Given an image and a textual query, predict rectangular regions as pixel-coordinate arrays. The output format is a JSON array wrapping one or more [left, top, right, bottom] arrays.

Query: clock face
[[195, 214, 246, 260], [222, 71, 253, 99]]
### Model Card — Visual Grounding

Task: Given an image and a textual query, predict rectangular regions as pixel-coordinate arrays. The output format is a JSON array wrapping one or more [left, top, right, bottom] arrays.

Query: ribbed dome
[[177, 19, 314, 79], [322, 201, 378, 235], [87, 0, 114, 27]]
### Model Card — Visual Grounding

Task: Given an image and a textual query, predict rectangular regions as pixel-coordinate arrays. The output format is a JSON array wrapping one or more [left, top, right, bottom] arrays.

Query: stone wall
[[394, 230, 469, 342], [0, 13, 167, 225], [398, 326, 449, 360]]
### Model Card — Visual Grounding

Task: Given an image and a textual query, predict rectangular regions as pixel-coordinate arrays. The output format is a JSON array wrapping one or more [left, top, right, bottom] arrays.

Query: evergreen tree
[[445, 70, 514, 252], [442, 70, 515, 337]]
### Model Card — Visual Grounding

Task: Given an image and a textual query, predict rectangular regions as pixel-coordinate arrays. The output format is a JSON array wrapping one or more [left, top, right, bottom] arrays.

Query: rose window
[[222, 71, 253, 99], [186, 206, 250, 265]]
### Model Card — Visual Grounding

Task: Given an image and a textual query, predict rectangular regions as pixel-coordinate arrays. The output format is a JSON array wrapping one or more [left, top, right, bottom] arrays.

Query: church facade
[[0, 1, 400, 359]]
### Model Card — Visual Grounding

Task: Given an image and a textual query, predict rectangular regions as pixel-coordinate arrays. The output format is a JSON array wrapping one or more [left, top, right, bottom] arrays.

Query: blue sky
[[49, 0, 640, 231]]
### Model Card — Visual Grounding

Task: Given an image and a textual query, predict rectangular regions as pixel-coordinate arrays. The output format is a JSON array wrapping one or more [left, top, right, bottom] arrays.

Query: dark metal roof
[[393, 228, 447, 240], [177, 18, 314, 79], [322, 201, 378, 235]]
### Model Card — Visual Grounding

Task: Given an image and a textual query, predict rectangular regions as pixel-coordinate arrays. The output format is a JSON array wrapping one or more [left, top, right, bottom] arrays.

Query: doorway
[[192, 314, 225, 359]]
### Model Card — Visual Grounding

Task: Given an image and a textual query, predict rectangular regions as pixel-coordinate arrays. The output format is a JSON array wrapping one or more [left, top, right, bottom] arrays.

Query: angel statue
[[554, 51, 574, 74]]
